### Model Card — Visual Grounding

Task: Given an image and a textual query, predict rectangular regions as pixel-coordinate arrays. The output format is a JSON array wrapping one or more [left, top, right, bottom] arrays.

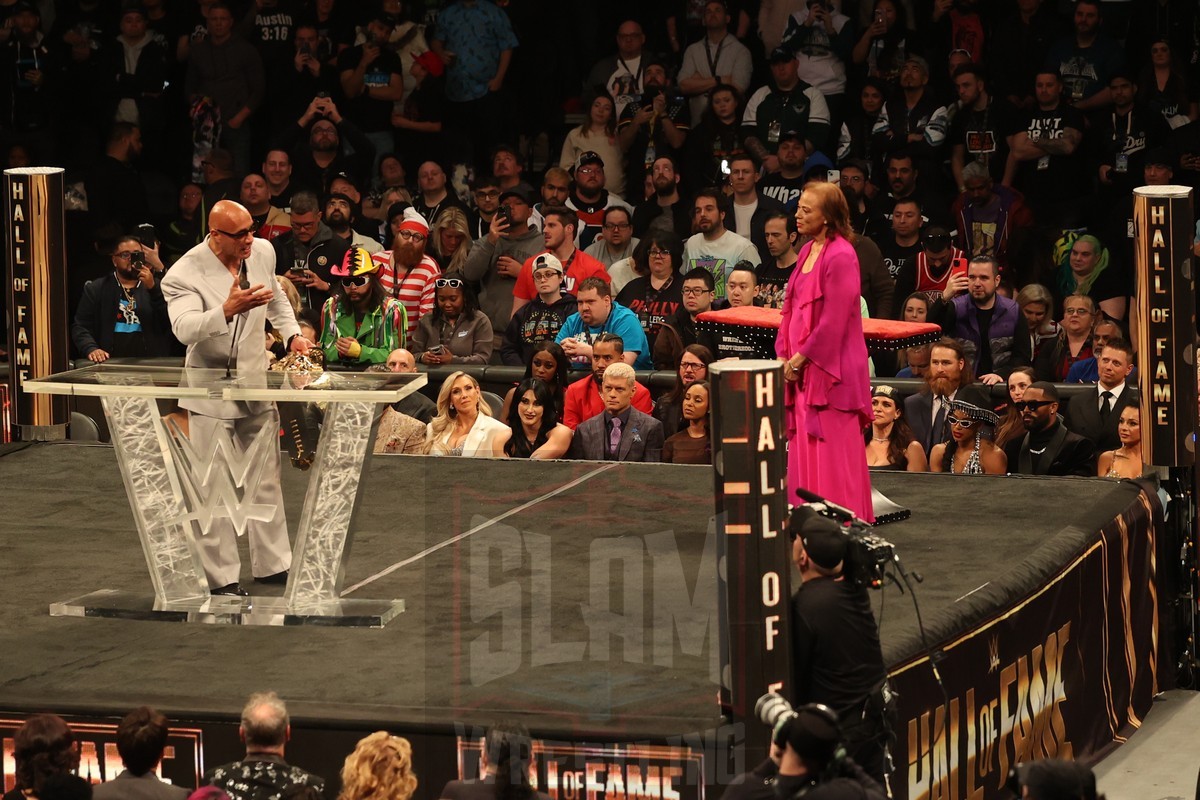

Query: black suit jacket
[[70, 273, 173, 358], [1064, 383, 1136, 453], [903, 384, 992, 456], [1003, 422, 1097, 476]]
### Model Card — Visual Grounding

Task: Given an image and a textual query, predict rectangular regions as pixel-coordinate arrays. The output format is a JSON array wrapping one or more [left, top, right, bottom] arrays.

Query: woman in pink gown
[[776, 182, 874, 521]]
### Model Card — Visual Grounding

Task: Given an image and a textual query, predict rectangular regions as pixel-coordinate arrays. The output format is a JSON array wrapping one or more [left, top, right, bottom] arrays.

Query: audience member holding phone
[[411, 274, 495, 365]]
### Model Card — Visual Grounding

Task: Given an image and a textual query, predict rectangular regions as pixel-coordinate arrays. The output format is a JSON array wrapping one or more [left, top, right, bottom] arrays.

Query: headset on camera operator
[[754, 694, 886, 800], [788, 504, 892, 786]]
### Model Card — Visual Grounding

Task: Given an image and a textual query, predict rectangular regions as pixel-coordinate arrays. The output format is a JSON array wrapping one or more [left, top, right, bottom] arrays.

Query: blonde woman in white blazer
[[424, 371, 510, 457]]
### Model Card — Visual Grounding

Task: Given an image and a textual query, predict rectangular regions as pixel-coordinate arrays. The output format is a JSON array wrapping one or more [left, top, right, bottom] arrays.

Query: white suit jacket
[[161, 237, 300, 419]]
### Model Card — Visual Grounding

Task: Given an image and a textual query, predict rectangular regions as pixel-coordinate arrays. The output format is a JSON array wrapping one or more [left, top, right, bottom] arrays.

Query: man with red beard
[[374, 206, 441, 339], [903, 337, 990, 456]]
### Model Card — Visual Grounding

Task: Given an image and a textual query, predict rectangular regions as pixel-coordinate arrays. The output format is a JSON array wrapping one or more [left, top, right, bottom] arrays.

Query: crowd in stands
[[5, 694, 1109, 800], [18, 0, 1195, 470]]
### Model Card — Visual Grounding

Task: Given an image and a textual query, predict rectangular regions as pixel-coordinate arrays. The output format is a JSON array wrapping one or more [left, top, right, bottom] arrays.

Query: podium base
[[49, 589, 405, 628]]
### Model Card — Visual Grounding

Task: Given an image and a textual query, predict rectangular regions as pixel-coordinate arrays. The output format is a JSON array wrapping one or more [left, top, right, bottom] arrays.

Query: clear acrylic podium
[[24, 364, 426, 627]]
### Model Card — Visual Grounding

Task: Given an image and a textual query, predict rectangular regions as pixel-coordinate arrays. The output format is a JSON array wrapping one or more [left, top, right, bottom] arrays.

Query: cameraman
[[789, 507, 890, 785], [773, 702, 887, 800], [72, 234, 174, 362]]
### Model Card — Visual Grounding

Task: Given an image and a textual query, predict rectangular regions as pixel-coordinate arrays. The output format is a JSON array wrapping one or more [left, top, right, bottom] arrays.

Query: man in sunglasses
[[72, 235, 174, 363], [318, 247, 405, 367], [1003, 382, 1096, 476], [161, 199, 315, 596]]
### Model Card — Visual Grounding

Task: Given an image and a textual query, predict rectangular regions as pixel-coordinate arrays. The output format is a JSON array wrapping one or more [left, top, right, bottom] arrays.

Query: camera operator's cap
[[532, 253, 564, 275], [412, 50, 444, 78], [768, 47, 797, 64], [1016, 760, 1094, 800], [576, 151, 605, 171], [791, 506, 847, 569], [498, 188, 534, 206], [786, 706, 842, 770], [921, 225, 952, 251]]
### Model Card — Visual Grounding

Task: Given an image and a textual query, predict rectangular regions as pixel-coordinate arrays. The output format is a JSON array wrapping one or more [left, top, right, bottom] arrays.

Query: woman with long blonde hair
[[424, 371, 510, 457], [338, 731, 418, 800], [429, 207, 472, 274]]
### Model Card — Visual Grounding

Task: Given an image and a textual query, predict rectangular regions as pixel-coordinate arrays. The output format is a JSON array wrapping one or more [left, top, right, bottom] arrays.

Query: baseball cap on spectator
[[575, 151, 604, 171], [922, 226, 953, 252], [11, 1, 37, 16], [778, 130, 804, 144], [120, 3, 145, 19], [531, 253, 563, 275], [412, 51, 444, 77], [768, 47, 797, 64], [499, 188, 533, 205]]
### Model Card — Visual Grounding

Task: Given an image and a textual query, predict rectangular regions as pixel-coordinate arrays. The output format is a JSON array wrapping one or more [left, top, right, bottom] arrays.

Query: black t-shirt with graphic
[[948, 97, 1021, 185]]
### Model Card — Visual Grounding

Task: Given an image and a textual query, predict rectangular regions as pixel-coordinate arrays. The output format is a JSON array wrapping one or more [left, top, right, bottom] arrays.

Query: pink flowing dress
[[775, 234, 875, 521]]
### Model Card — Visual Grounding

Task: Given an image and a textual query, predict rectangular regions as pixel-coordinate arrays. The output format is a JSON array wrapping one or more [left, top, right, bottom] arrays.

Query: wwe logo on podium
[[988, 634, 1000, 673], [166, 421, 278, 537]]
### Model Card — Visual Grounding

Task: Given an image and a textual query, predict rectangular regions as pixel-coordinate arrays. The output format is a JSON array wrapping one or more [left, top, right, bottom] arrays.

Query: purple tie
[[609, 417, 623, 456]]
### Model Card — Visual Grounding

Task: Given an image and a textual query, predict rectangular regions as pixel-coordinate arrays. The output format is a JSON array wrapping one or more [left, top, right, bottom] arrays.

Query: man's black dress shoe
[[211, 583, 249, 597], [254, 571, 289, 585]]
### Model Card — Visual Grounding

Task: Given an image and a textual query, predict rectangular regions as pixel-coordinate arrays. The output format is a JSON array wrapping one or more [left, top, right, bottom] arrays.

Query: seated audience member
[[204, 693, 324, 800], [465, 186, 544, 358], [757, 212, 798, 309], [632, 154, 693, 239], [424, 372, 509, 457], [500, 341, 570, 422], [274, 191, 349, 311], [653, 267, 721, 369], [904, 338, 990, 456], [571, 363, 664, 462], [411, 160, 468, 227], [511, 207, 610, 316], [995, 366, 1036, 448], [1057, 234, 1127, 322], [503, 378, 574, 459], [501, 254, 578, 367], [682, 188, 760, 302], [725, 261, 759, 308], [894, 225, 965, 309], [951, 161, 1033, 271], [585, 206, 639, 269], [1003, 382, 1097, 476], [557, 277, 653, 369], [439, 724, 549, 800], [561, 93, 627, 198], [429, 207, 472, 273], [338, 732, 417, 800], [412, 276, 494, 365], [655, 344, 714, 435], [899, 292, 929, 323], [375, 206, 442, 339], [319, 248, 406, 367], [241, 174, 290, 240], [933, 256, 1021, 384], [72, 236, 173, 362], [930, 400, 1007, 475], [1097, 404, 1144, 479], [616, 234, 685, 356], [895, 344, 930, 379], [325, 192, 383, 255], [93, 708, 186, 800], [1065, 337, 1136, 452], [663, 380, 712, 464], [9, 715, 80, 800], [1033, 294, 1095, 382], [385, 348, 437, 423], [1014, 283, 1061, 366], [562, 333, 653, 429], [1064, 319, 1125, 383], [864, 385, 927, 471]]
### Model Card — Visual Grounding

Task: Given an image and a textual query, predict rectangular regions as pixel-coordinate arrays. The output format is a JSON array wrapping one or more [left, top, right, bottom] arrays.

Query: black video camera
[[756, 693, 850, 786], [791, 493, 894, 590]]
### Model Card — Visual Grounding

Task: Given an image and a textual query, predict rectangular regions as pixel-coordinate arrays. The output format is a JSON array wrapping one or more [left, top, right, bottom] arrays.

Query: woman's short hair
[[337, 732, 418, 800], [801, 182, 855, 242], [1016, 283, 1053, 311]]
